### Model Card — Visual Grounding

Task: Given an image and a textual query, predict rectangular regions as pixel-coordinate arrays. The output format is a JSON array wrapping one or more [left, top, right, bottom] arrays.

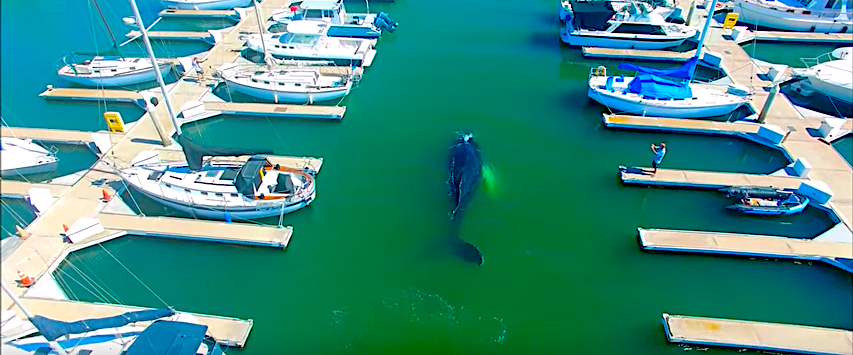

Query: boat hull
[[226, 80, 351, 104], [587, 86, 747, 118], [57, 64, 171, 87], [161, 0, 252, 10], [734, 0, 853, 33], [125, 179, 316, 220], [726, 202, 808, 215], [0, 160, 58, 178], [560, 28, 689, 50], [806, 76, 853, 105]]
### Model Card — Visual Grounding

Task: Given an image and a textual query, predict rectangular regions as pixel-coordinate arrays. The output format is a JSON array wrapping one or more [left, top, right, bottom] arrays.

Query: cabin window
[[824, 0, 838, 8], [164, 183, 171, 188], [305, 9, 323, 18], [803, 10, 811, 14], [251, 79, 259, 83], [322, 10, 334, 18], [93, 70, 100, 73], [278, 82, 286, 85], [786, 9, 796, 12], [263, 81, 270, 84], [185, 189, 191, 193], [612, 24, 666, 35], [215, 192, 223, 197], [231, 193, 239, 197], [205, 170, 218, 177], [295, 83, 302, 86]]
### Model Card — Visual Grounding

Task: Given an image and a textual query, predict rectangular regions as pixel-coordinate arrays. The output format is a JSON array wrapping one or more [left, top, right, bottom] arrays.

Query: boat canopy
[[234, 155, 272, 197], [29, 308, 174, 342], [569, 0, 617, 31], [626, 74, 693, 99], [178, 135, 274, 171], [617, 56, 698, 80], [123, 321, 214, 355]]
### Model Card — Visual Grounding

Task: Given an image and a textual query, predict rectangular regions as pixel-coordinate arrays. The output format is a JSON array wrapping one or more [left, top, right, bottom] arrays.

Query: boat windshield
[[281, 33, 319, 45], [234, 156, 271, 197]]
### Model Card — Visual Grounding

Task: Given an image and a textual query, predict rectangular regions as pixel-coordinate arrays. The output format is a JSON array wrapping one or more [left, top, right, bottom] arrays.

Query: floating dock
[[15, 298, 253, 348], [39, 87, 145, 107], [1, 126, 123, 144], [639, 228, 853, 272], [153, 147, 324, 174], [662, 313, 853, 355], [158, 8, 239, 19], [94, 213, 293, 249], [126, 30, 214, 43], [581, 47, 695, 62], [618, 166, 804, 190], [602, 114, 759, 135], [737, 30, 853, 44], [0, 180, 70, 200], [204, 101, 346, 120]]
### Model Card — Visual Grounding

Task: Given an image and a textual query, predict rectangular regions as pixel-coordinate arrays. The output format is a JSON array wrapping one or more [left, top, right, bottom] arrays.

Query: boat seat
[[605, 76, 615, 92], [271, 173, 296, 194]]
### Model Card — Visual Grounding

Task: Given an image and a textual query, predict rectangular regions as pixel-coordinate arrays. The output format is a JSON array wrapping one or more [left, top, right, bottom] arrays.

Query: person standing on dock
[[651, 143, 666, 175], [191, 56, 207, 83]]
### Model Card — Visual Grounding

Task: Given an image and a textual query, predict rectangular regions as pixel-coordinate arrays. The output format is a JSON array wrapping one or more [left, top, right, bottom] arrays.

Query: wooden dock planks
[[662, 313, 853, 355], [619, 167, 804, 189], [39, 87, 143, 104], [203, 101, 346, 120], [581, 47, 695, 62], [639, 228, 853, 260], [17, 298, 254, 348], [603, 114, 761, 134], [1, 126, 123, 143], [0, 180, 70, 198], [98, 213, 293, 248], [158, 9, 238, 18]]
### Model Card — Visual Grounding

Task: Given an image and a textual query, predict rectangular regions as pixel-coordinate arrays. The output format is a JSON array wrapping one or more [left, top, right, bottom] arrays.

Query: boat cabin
[[272, 21, 329, 47], [294, 0, 368, 25], [248, 70, 326, 87]]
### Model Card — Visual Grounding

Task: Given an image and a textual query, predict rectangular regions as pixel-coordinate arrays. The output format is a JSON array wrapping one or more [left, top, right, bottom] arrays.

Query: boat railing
[[800, 51, 849, 70], [760, 2, 851, 18]]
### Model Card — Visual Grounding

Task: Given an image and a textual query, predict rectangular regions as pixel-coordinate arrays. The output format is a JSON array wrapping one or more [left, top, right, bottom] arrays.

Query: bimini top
[[626, 74, 693, 100], [234, 155, 273, 197], [29, 308, 174, 342], [123, 321, 210, 355], [285, 21, 330, 36]]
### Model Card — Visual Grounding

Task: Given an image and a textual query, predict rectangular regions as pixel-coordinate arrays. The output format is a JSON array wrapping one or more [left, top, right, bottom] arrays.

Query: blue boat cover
[[29, 308, 174, 341], [618, 56, 699, 81], [123, 321, 209, 355], [627, 74, 693, 100]]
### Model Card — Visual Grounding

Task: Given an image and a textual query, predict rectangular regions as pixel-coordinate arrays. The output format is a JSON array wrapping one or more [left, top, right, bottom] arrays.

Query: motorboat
[[559, 0, 686, 23], [269, 0, 398, 38], [587, 57, 752, 118], [0, 137, 59, 178], [161, 0, 252, 10], [560, 0, 697, 49], [119, 136, 316, 221], [790, 50, 853, 105], [725, 193, 809, 215], [218, 63, 353, 104], [732, 0, 852, 33], [719, 186, 793, 199], [56, 56, 171, 87], [241, 21, 377, 67]]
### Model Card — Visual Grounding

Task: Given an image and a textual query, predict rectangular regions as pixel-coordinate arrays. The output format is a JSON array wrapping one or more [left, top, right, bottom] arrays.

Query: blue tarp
[[29, 308, 174, 341], [618, 56, 699, 81], [123, 321, 209, 355], [626, 74, 693, 100]]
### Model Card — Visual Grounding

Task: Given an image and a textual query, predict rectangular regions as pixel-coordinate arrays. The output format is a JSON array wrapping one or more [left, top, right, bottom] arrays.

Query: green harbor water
[[2, 0, 851, 353]]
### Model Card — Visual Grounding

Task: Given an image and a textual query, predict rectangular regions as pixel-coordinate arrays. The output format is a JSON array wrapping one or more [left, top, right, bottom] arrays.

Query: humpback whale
[[447, 132, 485, 265]]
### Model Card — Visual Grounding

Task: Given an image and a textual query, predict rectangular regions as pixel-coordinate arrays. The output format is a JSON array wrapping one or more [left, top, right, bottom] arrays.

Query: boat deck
[[618, 167, 804, 189], [1, 0, 297, 347], [204, 101, 346, 120], [15, 298, 253, 348], [662, 313, 853, 355], [639, 228, 853, 272], [153, 147, 324, 174]]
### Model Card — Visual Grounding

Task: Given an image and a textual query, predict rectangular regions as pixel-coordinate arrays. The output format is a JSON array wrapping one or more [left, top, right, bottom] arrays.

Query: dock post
[[141, 95, 172, 147], [757, 84, 779, 124], [686, 0, 696, 26]]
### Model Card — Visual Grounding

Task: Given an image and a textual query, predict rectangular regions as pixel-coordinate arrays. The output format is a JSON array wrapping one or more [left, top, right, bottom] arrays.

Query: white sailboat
[[219, 64, 352, 103], [791, 50, 853, 105], [560, 0, 697, 50], [0, 137, 59, 178], [161, 0, 252, 10], [241, 21, 377, 67], [733, 0, 852, 33], [119, 137, 316, 220], [587, 0, 752, 118], [269, 0, 398, 38], [57, 0, 171, 87]]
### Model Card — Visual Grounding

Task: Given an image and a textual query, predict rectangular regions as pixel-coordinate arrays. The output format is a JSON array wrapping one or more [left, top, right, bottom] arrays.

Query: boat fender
[[274, 164, 281, 170], [259, 193, 265, 200]]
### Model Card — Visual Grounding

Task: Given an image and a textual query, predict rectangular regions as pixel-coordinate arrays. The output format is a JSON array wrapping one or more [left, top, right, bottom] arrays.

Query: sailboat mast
[[252, 0, 271, 66], [92, 0, 122, 58], [694, 0, 719, 61], [128, 0, 182, 136], [1, 280, 70, 355]]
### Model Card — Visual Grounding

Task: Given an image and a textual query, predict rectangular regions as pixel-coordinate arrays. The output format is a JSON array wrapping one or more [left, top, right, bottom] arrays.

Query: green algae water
[[3, 0, 852, 353]]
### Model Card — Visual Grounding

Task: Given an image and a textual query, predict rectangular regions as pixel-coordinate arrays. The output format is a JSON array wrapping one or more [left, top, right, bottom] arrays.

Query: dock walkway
[[639, 228, 853, 272], [662, 313, 853, 355], [1, 0, 295, 347], [618, 166, 804, 189]]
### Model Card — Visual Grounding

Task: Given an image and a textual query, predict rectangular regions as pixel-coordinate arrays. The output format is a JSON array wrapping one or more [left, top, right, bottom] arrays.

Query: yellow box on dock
[[723, 13, 739, 29], [104, 112, 125, 133]]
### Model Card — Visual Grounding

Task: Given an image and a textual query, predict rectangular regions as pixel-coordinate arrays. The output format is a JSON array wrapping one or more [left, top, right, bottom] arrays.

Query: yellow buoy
[[104, 112, 125, 133]]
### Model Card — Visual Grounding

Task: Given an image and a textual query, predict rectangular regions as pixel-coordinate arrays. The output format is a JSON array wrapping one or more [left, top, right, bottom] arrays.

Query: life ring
[[594, 66, 607, 76]]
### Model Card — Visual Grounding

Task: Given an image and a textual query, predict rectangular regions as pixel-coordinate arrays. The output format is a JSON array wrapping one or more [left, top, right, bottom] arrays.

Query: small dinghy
[[721, 187, 809, 216]]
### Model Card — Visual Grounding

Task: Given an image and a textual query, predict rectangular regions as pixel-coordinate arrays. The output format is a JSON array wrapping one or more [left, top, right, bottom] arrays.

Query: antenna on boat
[[1, 280, 70, 355], [92, 0, 123, 58], [128, 0, 182, 136]]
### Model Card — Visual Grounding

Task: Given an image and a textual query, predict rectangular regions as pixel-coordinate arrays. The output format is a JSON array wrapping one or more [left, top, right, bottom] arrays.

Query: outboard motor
[[373, 12, 398, 33]]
